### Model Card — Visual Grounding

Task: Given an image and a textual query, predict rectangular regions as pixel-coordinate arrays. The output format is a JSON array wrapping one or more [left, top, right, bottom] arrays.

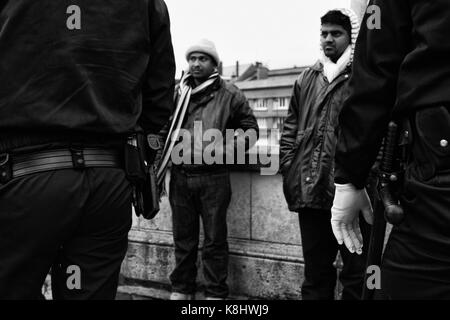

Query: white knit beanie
[[185, 39, 220, 66]]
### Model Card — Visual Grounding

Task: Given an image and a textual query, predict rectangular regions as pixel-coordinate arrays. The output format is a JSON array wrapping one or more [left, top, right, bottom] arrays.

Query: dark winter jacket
[[336, 0, 450, 188], [0, 0, 175, 152], [174, 77, 259, 172], [280, 62, 351, 212]]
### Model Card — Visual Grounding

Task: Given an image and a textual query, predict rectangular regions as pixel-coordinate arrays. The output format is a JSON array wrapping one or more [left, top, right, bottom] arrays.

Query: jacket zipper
[[311, 73, 348, 178]]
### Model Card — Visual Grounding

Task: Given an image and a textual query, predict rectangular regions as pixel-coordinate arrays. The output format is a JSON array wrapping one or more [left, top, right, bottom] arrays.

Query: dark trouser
[[378, 106, 450, 299], [0, 168, 132, 300], [298, 208, 371, 300], [169, 166, 231, 298]]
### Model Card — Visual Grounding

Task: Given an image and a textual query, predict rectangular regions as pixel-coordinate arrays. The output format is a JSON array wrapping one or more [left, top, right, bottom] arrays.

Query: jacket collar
[[188, 75, 221, 92], [191, 76, 222, 95], [310, 60, 323, 72], [189, 77, 223, 108], [310, 60, 352, 80]]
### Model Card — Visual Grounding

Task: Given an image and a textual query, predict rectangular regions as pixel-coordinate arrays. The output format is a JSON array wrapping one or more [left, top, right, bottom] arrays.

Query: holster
[[124, 133, 161, 220], [376, 121, 406, 226]]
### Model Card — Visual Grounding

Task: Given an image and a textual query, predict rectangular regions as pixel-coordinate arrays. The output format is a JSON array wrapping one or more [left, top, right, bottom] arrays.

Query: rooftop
[[268, 67, 307, 77], [235, 75, 300, 90]]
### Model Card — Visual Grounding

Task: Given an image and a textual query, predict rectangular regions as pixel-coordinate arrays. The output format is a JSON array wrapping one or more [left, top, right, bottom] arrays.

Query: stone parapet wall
[[119, 171, 305, 300]]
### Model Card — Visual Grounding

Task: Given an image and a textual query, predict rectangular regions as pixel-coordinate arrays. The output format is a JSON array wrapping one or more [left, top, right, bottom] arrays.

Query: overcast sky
[[164, 0, 353, 75]]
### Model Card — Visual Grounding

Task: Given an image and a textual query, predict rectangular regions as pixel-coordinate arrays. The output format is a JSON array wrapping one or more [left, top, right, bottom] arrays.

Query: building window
[[272, 117, 286, 142], [273, 97, 289, 110], [254, 98, 268, 110], [274, 117, 286, 130], [257, 118, 268, 129]]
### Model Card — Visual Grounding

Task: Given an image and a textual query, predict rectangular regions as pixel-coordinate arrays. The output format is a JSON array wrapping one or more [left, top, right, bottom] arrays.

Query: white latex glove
[[331, 183, 374, 255]]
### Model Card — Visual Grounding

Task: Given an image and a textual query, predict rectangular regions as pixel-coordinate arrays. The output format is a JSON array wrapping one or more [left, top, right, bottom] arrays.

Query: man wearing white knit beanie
[[168, 39, 259, 300], [185, 39, 220, 69]]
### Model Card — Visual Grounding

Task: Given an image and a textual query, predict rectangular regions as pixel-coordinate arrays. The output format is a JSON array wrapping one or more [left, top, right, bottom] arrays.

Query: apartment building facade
[[232, 64, 306, 153]]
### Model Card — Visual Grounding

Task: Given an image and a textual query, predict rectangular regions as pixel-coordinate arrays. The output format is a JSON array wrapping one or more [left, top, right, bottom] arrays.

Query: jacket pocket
[[281, 131, 303, 175], [282, 128, 314, 207], [413, 106, 450, 182]]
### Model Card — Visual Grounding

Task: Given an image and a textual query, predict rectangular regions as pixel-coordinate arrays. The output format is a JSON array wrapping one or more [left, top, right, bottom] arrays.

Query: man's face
[[188, 52, 216, 81], [320, 23, 350, 63]]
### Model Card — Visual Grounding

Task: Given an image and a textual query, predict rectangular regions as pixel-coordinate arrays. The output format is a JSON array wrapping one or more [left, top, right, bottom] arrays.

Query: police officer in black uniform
[[330, 0, 450, 299], [0, 0, 175, 299]]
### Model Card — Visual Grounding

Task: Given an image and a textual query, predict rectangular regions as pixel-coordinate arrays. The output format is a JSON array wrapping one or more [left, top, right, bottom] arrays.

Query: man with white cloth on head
[[280, 8, 370, 300]]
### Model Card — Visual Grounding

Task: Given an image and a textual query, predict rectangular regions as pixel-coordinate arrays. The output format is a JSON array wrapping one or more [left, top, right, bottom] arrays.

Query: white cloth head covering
[[319, 8, 361, 82]]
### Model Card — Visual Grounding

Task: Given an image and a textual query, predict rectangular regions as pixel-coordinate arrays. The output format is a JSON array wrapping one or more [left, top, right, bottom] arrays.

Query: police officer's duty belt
[[0, 148, 121, 184]]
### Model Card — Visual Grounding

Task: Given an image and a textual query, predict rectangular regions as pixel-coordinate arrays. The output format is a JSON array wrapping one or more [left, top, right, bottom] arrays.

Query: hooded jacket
[[280, 8, 360, 212], [0, 0, 175, 153]]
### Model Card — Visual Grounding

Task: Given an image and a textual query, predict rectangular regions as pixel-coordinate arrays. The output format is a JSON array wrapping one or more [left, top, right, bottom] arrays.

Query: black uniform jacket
[[0, 0, 175, 152], [335, 0, 450, 188]]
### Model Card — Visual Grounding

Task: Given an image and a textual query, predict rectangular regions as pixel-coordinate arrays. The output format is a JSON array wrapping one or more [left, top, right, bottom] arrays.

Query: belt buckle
[[70, 147, 86, 169], [0, 153, 12, 184]]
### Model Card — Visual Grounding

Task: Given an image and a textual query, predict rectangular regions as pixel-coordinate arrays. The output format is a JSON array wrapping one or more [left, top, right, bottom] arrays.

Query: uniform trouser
[[377, 106, 450, 299], [0, 168, 132, 300], [298, 208, 371, 300], [169, 167, 231, 298]]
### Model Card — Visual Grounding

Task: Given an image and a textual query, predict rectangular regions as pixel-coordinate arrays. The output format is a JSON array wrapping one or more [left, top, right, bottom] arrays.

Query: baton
[[362, 122, 404, 299]]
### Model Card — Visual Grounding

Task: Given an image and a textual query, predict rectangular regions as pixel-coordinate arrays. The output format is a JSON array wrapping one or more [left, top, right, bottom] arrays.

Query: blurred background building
[[223, 62, 305, 156]]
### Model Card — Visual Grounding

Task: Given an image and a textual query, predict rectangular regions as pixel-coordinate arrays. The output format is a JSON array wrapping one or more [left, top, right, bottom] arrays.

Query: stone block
[[138, 196, 173, 232], [228, 172, 252, 239], [121, 241, 174, 285], [251, 173, 301, 245], [121, 236, 303, 300], [228, 255, 302, 299]]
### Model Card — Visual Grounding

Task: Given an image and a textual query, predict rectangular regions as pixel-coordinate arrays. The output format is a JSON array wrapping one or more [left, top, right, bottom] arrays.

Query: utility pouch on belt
[[125, 133, 161, 220], [412, 106, 450, 179]]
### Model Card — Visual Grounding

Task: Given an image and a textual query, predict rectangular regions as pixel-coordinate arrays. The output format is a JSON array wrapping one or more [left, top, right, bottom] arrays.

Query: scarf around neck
[[156, 71, 220, 184], [319, 45, 351, 83], [180, 71, 220, 96]]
